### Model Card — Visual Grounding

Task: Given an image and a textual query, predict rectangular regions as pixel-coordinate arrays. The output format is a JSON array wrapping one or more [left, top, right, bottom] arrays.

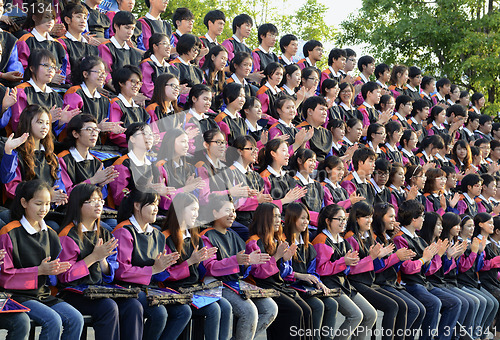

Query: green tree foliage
[[338, 0, 500, 114], [133, 0, 335, 69]]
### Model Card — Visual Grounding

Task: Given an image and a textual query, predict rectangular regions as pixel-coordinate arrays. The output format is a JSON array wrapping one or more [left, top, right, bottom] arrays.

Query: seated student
[[365, 123, 386, 159], [246, 203, 314, 340], [375, 94, 395, 118], [259, 139, 307, 210], [199, 10, 225, 53], [492, 123, 500, 142], [408, 99, 430, 143], [488, 139, 500, 166], [109, 123, 161, 208], [381, 122, 404, 163], [450, 139, 473, 178], [353, 55, 375, 106], [155, 129, 204, 213], [64, 56, 114, 133], [374, 63, 391, 96], [386, 162, 407, 211], [282, 203, 339, 338], [461, 111, 480, 144], [312, 204, 378, 340], [339, 117, 363, 156], [58, 113, 117, 194], [297, 96, 333, 163], [457, 173, 484, 216], [322, 78, 341, 122], [279, 64, 307, 108], [470, 92, 485, 115], [419, 76, 435, 109], [215, 82, 246, 145], [297, 40, 323, 71], [416, 134, 444, 166], [0, 1, 24, 86], [446, 84, 461, 105], [388, 64, 408, 98], [140, 33, 180, 100], [299, 66, 321, 109], [441, 166, 460, 204], [227, 51, 257, 97], [105, 1, 144, 51], [170, 8, 200, 59], [202, 45, 228, 112], [221, 13, 253, 62], [460, 90, 471, 107], [224, 135, 273, 237], [370, 158, 393, 204], [340, 48, 357, 83], [170, 34, 205, 89], [426, 106, 448, 136], [0, 180, 84, 339], [475, 114, 493, 141], [422, 168, 449, 215], [400, 129, 420, 166], [290, 148, 334, 226], [434, 134, 453, 169], [278, 34, 298, 66], [393, 199, 462, 340], [318, 155, 364, 209], [268, 95, 311, 154], [4, 105, 68, 210], [327, 119, 349, 158], [113, 189, 192, 340], [444, 103, 467, 139], [58, 183, 143, 340], [344, 202, 406, 340], [404, 66, 422, 102], [83, 0, 111, 42], [108, 65, 150, 148], [393, 95, 413, 129], [358, 81, 384, 125], [432, 77, 451, 108], [256, 62, 284, 121], [477, 174, 500, 215], [161, 193, 232, 340], [146, 73, 182, 133], [17, 1, 68, 86], [241, 96, 266, 143], [58, 2, 99, 82], [474, 138, 495, 174], [138, 0, 172, 51], [200, 195, 278, 339], [341, 147, 377, 206], [99, 11, 144, 91], [252, 23, 279, 73], [337, 82, 363, 122], [321, 48, 346, 86]]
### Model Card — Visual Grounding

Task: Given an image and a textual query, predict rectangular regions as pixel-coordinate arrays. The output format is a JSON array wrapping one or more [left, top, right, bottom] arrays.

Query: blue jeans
[[0, 312, 30, 340], [192, 297, 232, 340], [22, 300, 84, 340], [137, 290, 192, 340], [382, 286, 426, 340], [446, 287, 478, 339], [406, 284, 462, 340]]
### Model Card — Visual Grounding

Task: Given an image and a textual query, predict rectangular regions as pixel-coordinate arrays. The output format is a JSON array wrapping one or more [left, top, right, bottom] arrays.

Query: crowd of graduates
[[0, 0, 500, 340]]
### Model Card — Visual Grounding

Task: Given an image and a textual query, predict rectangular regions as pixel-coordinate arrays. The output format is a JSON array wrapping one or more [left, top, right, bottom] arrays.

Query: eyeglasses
[[313, 48, 324, 53], [81, 127, 101, 134], [375, 170, 389, 177], [331, 217, 347, 223], [135, 131, 154, 138], [210, 140, 227, 146], [89, 70, 106, 77], [418, 214, 425, 220], [191, 47, 201, 54], [84, 199, 105, 206], [242, 147, 258, 153], [165, 83, 181, 90], [40, 63, 58, 72], [307, 77, 319, 83], [129, 80, 143, 87]]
